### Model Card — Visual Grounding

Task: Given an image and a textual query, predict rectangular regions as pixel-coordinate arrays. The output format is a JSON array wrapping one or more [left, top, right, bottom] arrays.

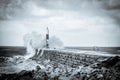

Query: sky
[[0, 0, 120, 47]]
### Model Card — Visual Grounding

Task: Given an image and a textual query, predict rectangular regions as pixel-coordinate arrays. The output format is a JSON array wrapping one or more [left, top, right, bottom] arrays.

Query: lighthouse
[[46, 27, 49, 48]]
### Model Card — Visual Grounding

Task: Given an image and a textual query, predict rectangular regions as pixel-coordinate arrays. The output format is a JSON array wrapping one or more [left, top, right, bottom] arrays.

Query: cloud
[[0, 0, 120, 47], [0, 21, 28, 46]]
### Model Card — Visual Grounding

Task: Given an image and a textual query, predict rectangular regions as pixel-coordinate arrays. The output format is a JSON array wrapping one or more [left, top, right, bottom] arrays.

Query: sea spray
[[23, 32, 64, 59], [49, 36, 64, 49]]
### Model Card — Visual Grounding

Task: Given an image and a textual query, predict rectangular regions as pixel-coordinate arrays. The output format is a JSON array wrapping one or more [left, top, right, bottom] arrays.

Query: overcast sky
[[0, 0, 120, 47]]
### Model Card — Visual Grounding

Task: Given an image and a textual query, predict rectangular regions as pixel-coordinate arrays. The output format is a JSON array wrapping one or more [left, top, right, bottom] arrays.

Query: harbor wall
[[33, 49, 108, 67]]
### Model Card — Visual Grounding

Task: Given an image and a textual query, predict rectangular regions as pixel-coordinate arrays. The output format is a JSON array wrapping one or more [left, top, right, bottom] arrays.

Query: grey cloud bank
[[0, 0, 120, 47]]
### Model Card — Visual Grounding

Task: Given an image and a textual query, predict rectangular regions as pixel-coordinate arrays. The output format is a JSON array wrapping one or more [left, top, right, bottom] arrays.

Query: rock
[[0, 70, 34, 80], [100, 56, 120, 68], [19, 70, 33, 77]]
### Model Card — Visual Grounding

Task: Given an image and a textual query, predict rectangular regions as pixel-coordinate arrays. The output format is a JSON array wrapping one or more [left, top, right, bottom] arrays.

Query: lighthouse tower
[[46, 27, 49, 48]]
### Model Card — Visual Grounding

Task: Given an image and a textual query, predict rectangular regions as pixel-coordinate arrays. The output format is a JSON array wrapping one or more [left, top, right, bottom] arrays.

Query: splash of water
[[23, 32, 64, 59]]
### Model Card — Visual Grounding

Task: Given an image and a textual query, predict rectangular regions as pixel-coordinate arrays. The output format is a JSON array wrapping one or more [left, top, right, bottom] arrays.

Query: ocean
[[0, 46, 120, 57]]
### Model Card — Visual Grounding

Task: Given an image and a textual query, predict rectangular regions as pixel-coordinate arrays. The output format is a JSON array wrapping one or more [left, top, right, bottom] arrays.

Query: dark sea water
[[0, 46, 120, 57], [0, 46, 26, 57], [65, 47, 120, 54]]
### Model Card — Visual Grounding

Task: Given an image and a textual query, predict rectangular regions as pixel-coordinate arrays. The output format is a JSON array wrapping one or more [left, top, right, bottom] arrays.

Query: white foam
[[23, 32, 64, 59]]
